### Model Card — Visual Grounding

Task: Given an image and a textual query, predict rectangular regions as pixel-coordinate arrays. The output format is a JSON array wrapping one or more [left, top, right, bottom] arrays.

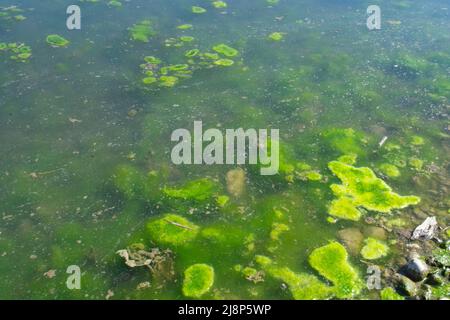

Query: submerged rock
[[226, 168, 246, 197], [337, 228, 364, 255], [394, 273, 418, 297], [401, 257, 430, 282], [411, 216, 438, 241]]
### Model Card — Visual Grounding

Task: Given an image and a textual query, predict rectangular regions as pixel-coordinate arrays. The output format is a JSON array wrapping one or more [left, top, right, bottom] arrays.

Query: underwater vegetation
[[129, 20, 155, 43], [182, 264, 215, 298], [0, 42, 32, 62], [0, 5, 26, 23], [328, 160, 421, 221], [0, 0, 448, 302], [146, 214, 200, 247], [256, 241, 363, 299], [360, 237, 389, 260]]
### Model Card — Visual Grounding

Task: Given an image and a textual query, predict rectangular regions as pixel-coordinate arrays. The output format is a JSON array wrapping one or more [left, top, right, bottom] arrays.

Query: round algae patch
[[182, 264, 214, 298], [46, 34, 70, 47], [146, 214, 199, 246], [360, 237, 389, 260]]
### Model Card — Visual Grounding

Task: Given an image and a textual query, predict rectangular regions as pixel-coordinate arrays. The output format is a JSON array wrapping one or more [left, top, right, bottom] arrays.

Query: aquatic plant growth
[[182, 264, 215, 298], [46, 34, 70, 47], [129, 20, 155, 42], [0, 42, 32, 62], [0, 0, 449, 301], [328, 160, 421, 221]]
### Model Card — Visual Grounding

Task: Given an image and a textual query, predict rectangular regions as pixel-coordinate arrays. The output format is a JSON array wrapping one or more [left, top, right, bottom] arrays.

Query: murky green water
[[0, 0, 449, 300]]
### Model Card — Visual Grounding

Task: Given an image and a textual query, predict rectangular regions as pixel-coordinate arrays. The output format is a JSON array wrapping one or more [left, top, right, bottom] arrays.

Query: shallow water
[[0, 0, 449, 299]]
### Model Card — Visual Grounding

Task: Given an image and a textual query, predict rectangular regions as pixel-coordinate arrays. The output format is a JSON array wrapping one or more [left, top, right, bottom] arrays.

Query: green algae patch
[[108, 0, 122, 7], [163, 178, 218, 201], [185, 49, 200, 57], [322, 128, 367, 156], [46, 35, 70, 47], [192, 6, 207, 14], [214, 58, 234, 66], [380, 287, 404, 300], [1, 43, 32, 62], [255, 255, 332, 300], [213, 44, 239, 57], [268, 32, 285, 41], [309, 242, 363, 299], [177, 24, 193, 30], [182, 264, 214, 298], [328, 160, 420, 221], [337, 154, 358, 165], [129, 20, 155, 43], [379, 163, 400, 178], [212, 1, 227, 9], [360, 237, 389, 260], [146, 214, 199, 246]]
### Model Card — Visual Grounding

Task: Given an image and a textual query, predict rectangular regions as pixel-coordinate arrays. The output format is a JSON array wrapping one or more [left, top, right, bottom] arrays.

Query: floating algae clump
[[213, 44, 239, 57], [192, 6, 207, 14], [129, 20, 155, 43], [309, 242, 364, 299], [159, 75, 179, 87], [163, 178, 218, 201], [146, 214, 199, 246], [268, 32, 285, 41], [380, 287, 404, 300], [0, 42, 32, 62], [214, 58, 234, 66], [177, 24, 193, 30], [185, 49, 200, 57], [255, 255, 332, 300], [212, 1, 227, 8], [360, 237, 389, 260], [182, 264, 214, 298], [328, 160, 420, 221], [46, 34, 70, 47]]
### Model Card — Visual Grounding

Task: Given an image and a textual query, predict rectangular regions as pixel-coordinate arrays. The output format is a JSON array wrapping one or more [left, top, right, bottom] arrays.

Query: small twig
[[164, 219, 195, 231]]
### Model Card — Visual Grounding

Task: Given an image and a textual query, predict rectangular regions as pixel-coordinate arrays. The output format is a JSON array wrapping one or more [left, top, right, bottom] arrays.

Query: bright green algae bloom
[[360, 237, 389, 260], [328, 160, 420, 221], [129, 20, 155, 42], [380, 287, 404, 300], [309, 242, 364, 299], [212, 44, 239, 57], [214, 58, 234, 66], [255, 255, 332, 300], [163, 178, 218, 201], [46, 34, 70, 47], [146, 214, 199, 246], [177, 24, 193, 30], [268, 32, 285, 41], [185, 49, 200, 57], [192, 6, 207, 14], [182, 264, 214, 298], [212, 1, 227, 8], [1, 43, 32, 62]]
